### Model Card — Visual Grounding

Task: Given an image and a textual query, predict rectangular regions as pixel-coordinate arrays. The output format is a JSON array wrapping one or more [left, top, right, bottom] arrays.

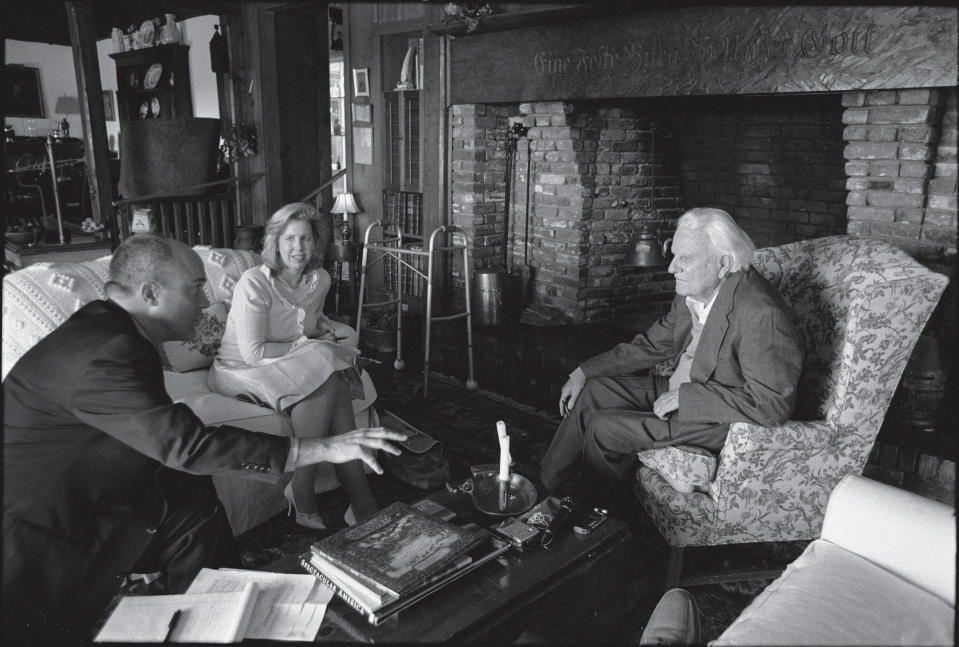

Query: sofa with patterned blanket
[[2, 246, 375, 535]]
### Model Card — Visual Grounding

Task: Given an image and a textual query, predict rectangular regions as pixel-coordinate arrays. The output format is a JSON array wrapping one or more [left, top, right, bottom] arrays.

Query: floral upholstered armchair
[[633, 235, 949, 588]]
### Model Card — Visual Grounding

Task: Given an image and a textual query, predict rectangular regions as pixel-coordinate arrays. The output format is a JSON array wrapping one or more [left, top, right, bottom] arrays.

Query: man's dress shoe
[[639, 588, 702, 645]]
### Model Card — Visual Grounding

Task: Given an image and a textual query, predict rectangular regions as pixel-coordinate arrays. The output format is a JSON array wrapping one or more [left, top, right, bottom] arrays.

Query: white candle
[[498, 436, 511, 481], [496, 420, 511, 474]]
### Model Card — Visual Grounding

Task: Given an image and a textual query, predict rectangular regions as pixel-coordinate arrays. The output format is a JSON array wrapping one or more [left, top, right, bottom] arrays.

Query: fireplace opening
[[451, 93, 849, 323]]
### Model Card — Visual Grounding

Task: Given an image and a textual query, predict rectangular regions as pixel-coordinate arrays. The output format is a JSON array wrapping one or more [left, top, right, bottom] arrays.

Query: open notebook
[[94, 568, 332, 643]]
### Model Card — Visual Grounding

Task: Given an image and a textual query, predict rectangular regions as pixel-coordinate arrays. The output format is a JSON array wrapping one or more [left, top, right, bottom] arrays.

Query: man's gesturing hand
[[559, 367, 587, 417], [298, 427, 408, 474]]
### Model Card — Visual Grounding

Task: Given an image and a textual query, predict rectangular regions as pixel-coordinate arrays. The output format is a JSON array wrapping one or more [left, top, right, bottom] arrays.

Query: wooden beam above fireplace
[[448, 5, 958, 104]]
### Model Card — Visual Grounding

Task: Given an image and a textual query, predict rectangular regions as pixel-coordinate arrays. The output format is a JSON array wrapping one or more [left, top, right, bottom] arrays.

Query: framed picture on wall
[[352, 68, 370, 97], [353, 103, 372, 125], [4, 65, 45, 117], [353, 125, 373, 165], [102, 90, 116, 121]]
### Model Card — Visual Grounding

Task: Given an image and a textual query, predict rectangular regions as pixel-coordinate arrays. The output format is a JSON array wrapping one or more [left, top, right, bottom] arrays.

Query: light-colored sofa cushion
[[2, 247, 359, 536], [712, 475, 955, 646]]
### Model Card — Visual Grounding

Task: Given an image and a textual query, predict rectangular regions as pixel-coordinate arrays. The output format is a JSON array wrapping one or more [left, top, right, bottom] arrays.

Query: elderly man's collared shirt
[[668, 289, 720, 391]]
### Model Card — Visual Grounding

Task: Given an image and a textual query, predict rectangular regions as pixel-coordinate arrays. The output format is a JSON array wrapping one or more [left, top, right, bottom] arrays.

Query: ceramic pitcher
[[159, 14, 181, 45]]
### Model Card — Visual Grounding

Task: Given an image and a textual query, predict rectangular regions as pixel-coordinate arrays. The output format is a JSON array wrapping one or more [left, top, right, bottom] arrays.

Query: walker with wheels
[[355, 221, 478, 398]]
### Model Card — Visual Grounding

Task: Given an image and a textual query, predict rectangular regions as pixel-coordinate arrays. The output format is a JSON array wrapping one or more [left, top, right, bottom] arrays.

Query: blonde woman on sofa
[[209, 202, 379, 529]]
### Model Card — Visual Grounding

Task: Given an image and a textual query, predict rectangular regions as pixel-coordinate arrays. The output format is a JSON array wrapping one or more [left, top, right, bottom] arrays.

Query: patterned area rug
[[234, 367, 807, 643]]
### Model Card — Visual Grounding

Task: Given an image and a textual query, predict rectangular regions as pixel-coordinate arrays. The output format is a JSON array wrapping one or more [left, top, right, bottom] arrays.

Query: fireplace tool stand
[[356, 221, 478, 398]]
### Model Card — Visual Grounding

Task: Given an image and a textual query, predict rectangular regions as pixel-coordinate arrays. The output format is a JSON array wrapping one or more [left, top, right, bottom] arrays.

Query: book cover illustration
[[315, 501, 485, 596]]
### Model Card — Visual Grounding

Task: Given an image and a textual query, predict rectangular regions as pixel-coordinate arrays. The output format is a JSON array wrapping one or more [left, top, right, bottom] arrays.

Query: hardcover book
[[306, 548, 393, 610], [312, 501, 486, 597], [301, 537, 509, 626]]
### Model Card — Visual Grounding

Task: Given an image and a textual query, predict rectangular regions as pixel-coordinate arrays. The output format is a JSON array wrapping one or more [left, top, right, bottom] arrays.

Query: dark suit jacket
[[580, 268, 803, 429], [3, 300, 290, 627]]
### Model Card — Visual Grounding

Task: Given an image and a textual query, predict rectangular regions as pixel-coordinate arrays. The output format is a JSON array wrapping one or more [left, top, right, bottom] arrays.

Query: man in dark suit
[[2, 234, 406, 639], [540, 208, 803, 497]]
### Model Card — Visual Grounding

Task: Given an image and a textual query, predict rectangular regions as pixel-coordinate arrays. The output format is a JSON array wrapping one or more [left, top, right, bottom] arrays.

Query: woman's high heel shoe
[[284, 482, 326, 530], [344, 504, 357, 527]]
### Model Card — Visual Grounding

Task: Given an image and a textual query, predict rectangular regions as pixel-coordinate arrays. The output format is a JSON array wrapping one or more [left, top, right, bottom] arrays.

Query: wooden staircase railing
[[111, 174, 264, 248], [114, 194, 236, 247], [111, 169, 345, 249]]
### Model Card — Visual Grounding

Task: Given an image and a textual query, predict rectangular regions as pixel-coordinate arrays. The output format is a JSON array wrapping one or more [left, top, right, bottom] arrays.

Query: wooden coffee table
[[270, 487, 632, 643]]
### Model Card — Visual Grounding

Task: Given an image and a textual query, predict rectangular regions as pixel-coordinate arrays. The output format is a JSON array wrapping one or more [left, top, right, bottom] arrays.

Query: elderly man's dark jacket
[[3, 299, 290, 629], [580, 268, 803, 431]]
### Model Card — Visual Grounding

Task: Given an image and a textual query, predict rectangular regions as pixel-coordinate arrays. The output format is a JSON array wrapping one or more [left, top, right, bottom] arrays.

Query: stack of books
[[300, 500, 508, 626]]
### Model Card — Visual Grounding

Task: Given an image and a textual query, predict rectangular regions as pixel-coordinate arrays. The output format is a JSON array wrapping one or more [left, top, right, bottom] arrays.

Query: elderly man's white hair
[[676, 208, 755, 271]]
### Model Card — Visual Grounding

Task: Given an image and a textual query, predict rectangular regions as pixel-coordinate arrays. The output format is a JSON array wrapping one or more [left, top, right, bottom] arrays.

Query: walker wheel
[[466, 379, 479, 391], [393, 358, 405, 370]]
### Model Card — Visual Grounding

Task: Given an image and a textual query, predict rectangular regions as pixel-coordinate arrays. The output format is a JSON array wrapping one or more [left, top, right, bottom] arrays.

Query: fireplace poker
[[504, 121, 529, 272], [520, 138, 533, 306], [503, 133, 516, 270], [523, 138, 531, 268]]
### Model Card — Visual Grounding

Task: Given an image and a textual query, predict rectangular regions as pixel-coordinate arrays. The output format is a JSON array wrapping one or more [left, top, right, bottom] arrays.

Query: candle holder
[[469, 469, 538, 517]]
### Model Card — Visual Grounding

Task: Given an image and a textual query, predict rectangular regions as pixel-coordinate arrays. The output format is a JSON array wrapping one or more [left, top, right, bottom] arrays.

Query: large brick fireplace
[[449, 88, 956, 323], [434, 4, 957, 500]]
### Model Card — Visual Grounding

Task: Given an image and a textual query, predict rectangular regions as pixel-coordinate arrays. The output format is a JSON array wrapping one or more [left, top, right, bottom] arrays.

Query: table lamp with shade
[[54, 95, 80, 139], [330, 192, 360, 261]]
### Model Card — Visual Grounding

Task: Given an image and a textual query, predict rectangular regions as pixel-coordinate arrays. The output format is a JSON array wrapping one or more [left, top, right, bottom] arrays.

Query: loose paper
[[94, 582, 258, 643], [187, 568, 331, 641]]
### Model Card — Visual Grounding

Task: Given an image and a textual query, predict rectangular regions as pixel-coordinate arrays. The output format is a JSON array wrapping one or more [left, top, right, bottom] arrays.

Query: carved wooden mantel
[[448, 5, 958, 104]]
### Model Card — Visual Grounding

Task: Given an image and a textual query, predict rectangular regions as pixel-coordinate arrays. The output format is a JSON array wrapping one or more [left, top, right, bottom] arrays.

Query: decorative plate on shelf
[[139, 101, 150, 119], [143, 63, 163, 90], [139, 20, 156, 48], [150, 97, 161, 118]]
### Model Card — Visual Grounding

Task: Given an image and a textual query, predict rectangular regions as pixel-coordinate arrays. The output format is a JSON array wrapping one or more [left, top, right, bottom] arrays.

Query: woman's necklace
[[278, 271, 305, 290]]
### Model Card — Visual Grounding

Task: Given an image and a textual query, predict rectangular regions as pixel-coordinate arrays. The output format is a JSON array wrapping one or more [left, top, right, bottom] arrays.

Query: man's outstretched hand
[[298, 427, 408, 474]]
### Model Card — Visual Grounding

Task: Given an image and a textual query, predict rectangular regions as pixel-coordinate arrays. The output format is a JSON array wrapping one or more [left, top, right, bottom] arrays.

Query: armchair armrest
[[711, 420, 836, 495], [636, 420, 835, 497], [721, 419, 835, 454], [820, 475, 955, 604], [704, 419, 847, 542]]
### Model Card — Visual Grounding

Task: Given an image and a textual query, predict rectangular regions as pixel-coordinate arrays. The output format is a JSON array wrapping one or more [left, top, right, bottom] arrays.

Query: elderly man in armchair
[[540, 208, 803, 500]]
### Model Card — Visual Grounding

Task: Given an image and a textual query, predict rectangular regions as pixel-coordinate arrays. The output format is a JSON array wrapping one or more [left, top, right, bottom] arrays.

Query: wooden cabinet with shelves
[[109, 45, 192, 123]]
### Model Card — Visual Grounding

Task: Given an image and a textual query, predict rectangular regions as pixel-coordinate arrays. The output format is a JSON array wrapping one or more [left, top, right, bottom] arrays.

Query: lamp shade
[[331, 192, 360, 215], [55, 95, 80, 114]]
